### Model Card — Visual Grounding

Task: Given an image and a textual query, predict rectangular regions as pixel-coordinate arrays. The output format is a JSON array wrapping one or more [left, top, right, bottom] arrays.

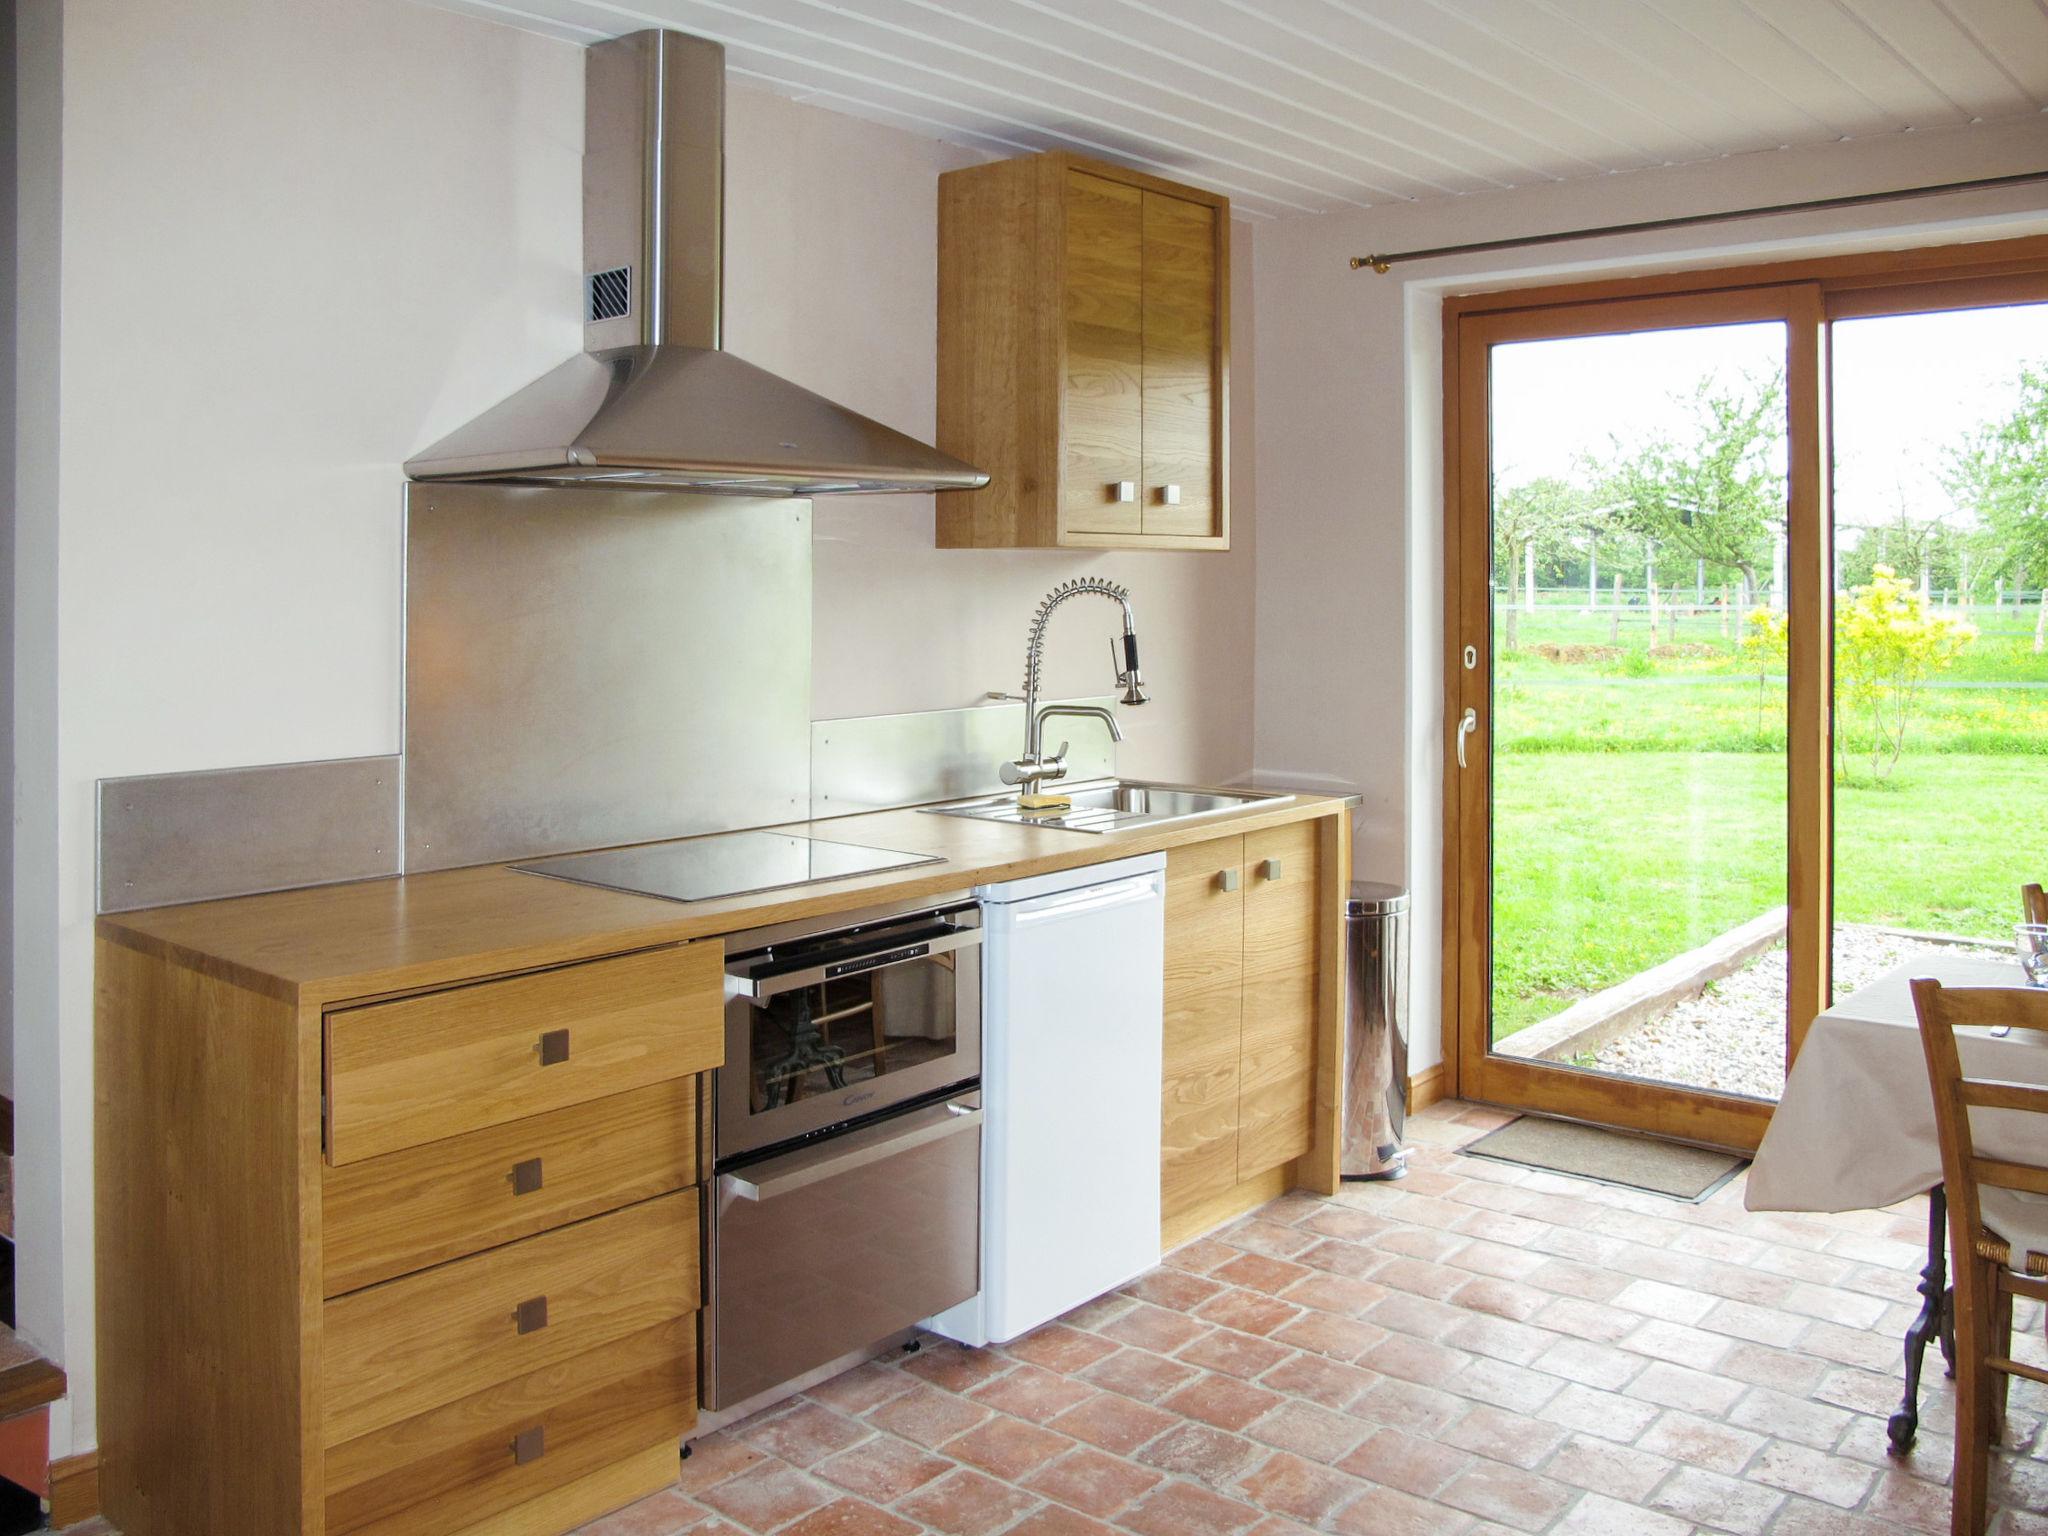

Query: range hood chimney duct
[[405, 30, 988, 498]]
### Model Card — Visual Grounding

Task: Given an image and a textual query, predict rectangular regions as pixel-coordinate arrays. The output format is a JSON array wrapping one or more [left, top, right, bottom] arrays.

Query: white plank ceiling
[[424, 0, 2048, 217]]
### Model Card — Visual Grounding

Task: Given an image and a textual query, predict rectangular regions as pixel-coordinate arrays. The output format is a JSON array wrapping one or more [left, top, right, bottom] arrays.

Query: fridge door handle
[[725, 1100, 982, 1202], [1008, 875, 1161, 925]]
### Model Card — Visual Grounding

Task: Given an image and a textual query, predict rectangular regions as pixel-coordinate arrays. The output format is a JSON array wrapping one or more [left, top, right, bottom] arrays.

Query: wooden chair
[[1910, 978, 2048, 1535], [2024, 882, 2046, 926]]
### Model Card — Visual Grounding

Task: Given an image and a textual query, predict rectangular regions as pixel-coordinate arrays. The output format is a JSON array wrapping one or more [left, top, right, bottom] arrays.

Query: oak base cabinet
[[1161, 822, 1323, 1245], [95, 937, 722, 1536]]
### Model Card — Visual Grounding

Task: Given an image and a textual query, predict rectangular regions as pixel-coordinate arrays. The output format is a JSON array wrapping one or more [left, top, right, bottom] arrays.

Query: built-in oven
[[704, 894, 983, 1413]]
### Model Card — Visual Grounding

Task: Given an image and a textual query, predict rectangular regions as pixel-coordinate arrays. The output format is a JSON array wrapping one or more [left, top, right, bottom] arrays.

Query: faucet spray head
[[1115, 630, 1149, 707]]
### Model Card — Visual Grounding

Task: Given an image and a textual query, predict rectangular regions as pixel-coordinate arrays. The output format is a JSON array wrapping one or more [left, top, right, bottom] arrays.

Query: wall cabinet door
[[1161, 837, 1244, 1226], [936, 151, 1229, 552], [1139, 189, 1218, 538], [1062, 172, 1145, 536], [1237, 821, 1320, 1179]]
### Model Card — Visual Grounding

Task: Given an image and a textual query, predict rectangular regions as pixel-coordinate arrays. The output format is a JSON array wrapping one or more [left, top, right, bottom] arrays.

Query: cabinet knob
[[1217, 868, 1240, 893], [510, 1157, 544, 1195], [1110, 480, 1136, 503], [537, 1028, 570, 1066], [512, 1425, 546, 1465], [515, 1295, 549, 1335], [1158, 484, 1182, 505], [1261, 858, 1284, 882]]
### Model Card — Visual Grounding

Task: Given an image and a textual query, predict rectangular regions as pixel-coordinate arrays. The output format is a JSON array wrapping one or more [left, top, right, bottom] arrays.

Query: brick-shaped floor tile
[[1436, 1460, 1574, 1533], [1346, 1375, 1468, 1435], [1162, 1372, 1287, 1431], [806, 1361, 919, 1416], [1442, 1404, 1568, 1470], [676, 1432, 766, 1494], [1278, 1271, 1388, 1317], [1216, 1252, 1315, 1295], [1117, 1479, 1265, 1536], [891, 1469, 1040, 1536], [1541, 1432, 1672, 1502], [1100, 1301, 1214, 1354], [1727, 1385, 1854, 1449], [1247, 1398, 1369, 1462], [1623, 1360, 1746, 1416], [1648, 1464, 1785, 1536], [865, 1383, 992, 1448], [1046, 1390, 1179, 1454], [1136, 1420, 1267, 1486], [1635, 1409, 1766, 1476], [1536, 1381, 1662, 1445], [1021, 1444, 1163, 1518], [1293, 1237, 1391, 1279], [1548, 1491, 1689, 1536], [1078, 1347, 1199, 1402], [1531, 1336, 1644, 1393], [1359, 1330, 1472, 1384], [736, 1401, 870, 1467], [1225, 1217, 1321, 1258], [1339, 1425, 1475, 1497], [1272, 1310, 1386, 1362], [1178, 1326, 1297, 1380], [901, 1343, 1013, 1394], [1329, 1484, 1479, 1536], [1748, 1440, 1878, 1509], [1445, 1312, 1554, 1367], [776, 1498, 921, 1536], [1196, 1288, 1304, 1336], [1445, 1355, 1568, 1416], [1006, 1323, 1121, 1374], [1002, 1507, 1117, 1536], [1613, 1279, 1719, 1325], [698, 1459, 834, 1532], [969, 1362, 1099, 1424], [813, 1435, 951, 1503], [1535, 1295, 1642, 1345], [941, 1414, 1073, 1481], [1621, 1318, 1734, 1373], [1122, 1268, 1226, 1312], [1716, 1341, 1829, 1396], [1232, 1449, 1366, 1524]]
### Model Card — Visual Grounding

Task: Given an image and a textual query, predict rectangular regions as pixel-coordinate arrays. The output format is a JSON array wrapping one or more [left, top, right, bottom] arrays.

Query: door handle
[[1217, 868, 1241, 893], [1456, 708, 1478, 769], [1260, 858, 1283, 882], [536, 1029, 570, 1065], [511, 1426, 545, 1465], [509, 1157, 544, 1195], [514, 1296, 549, 1335], [1110, 480, 1136, 503], [1158, 484, 1182, 505]]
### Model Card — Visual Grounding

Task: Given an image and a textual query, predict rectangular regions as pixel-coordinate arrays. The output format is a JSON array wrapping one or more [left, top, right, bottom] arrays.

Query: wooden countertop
[[97, 793, 1348, 1007]]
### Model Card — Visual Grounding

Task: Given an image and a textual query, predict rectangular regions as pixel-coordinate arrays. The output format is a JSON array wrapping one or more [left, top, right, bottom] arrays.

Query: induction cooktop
[[511, 829, 943, 905]]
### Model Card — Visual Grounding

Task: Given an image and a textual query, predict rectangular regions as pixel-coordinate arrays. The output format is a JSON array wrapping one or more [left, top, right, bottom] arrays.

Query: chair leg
[[1991, 1282, 2014, 1445], [1951, 1256, 1996, 1536]]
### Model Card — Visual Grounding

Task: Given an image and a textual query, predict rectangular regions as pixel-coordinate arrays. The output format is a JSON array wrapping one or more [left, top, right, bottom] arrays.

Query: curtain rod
[[1348, 168, 2048, 273]]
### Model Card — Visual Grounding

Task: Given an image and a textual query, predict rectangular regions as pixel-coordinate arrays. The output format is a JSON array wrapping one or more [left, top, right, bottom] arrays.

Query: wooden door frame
[[1440, 234, 2048, 1150]]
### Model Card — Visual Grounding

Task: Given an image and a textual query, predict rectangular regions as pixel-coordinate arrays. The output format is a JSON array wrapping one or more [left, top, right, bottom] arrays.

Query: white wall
[[1250, 116, 2048, 1082], [19, 0, 1257, 1456]]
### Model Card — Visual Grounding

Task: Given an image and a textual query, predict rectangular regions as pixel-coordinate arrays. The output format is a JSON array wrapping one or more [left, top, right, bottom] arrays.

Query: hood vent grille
[[586, 267, 632, 324]]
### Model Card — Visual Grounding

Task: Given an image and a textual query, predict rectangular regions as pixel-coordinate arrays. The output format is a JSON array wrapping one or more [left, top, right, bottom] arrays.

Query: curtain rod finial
[[1350, 255, 1392, 273]]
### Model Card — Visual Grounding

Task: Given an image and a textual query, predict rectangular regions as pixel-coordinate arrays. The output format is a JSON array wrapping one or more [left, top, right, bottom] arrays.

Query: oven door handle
[[723, 1099, 982, 1202], [725, 925, 983, 1004]]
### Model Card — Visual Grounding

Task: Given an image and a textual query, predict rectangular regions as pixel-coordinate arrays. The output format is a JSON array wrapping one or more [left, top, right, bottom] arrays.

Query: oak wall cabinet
[[1160, 820, 1322, 1246], [936, 152, 1230, 551]]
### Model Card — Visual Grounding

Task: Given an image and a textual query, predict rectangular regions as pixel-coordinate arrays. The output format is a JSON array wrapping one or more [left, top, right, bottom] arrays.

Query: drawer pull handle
[[510, 1157, 544, 1195], [1159, 483, 1182, 505], [1110, 480, 1135, 503], [1217, 868, 1240, 893], [515, 1296, 549, 1335], [512, 1425, 545, 1465], [1261, 858, 1284, 881], [537, 1029, 571, 1066]]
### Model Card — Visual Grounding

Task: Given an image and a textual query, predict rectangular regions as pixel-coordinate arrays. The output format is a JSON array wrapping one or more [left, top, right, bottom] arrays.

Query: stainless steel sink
[[924, 779, 1293, 834]]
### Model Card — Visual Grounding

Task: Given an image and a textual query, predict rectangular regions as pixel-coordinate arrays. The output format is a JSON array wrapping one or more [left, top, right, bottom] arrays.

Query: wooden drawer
[[323, 1077, 700, 1296], [323, 1191, 698, 1446], [324, 1315, 695, 1536], [325, 942, 722, 1165]]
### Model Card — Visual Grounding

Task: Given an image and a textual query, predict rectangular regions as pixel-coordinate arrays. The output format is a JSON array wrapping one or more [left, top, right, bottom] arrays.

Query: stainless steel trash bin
[[1342, 882, 1410, 1180]]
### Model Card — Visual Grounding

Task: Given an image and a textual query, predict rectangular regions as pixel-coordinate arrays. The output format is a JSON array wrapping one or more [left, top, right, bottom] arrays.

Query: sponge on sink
[[1017, 791, 1072, 812]]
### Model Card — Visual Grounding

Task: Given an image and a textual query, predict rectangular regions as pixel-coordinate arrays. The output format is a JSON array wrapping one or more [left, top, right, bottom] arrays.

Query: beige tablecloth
[[1747, 956, 2048, 1214]]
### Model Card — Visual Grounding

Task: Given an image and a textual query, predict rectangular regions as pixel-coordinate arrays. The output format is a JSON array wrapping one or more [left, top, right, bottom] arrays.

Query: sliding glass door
[[1447, 247, 2048, 1150]]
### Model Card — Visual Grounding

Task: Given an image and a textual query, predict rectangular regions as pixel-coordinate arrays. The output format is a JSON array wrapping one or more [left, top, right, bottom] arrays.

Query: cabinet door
[[1161, 836, 1244, 1227], [1061, 171, 1144, 535], [1139, 190, 1218, 538], [1238, 821, 1320, 1180]]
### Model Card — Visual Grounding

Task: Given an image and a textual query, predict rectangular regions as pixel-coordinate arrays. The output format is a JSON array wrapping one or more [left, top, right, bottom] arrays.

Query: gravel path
[[1587, 925, 2011, 1100]]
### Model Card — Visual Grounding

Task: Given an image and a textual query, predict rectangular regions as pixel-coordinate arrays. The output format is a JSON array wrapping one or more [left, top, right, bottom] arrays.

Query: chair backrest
[[2025, 882, 2047, 926], [1912, 979, 2048, 1268]]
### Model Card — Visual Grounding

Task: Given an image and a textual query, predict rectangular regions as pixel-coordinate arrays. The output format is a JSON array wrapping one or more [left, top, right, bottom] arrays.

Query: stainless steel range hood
[[405, 31, 987, 497]]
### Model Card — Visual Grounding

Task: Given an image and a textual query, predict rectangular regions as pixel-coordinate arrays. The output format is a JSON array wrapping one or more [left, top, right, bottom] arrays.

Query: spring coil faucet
[[1000, 578, 1149, 810]]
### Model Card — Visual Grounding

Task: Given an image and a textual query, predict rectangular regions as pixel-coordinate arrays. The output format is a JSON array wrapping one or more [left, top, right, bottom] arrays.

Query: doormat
[[1460, 1115, 1747, 1202]]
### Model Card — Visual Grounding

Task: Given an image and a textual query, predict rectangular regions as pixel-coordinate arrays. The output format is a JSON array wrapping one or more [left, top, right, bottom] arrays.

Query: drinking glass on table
[[2019, 923, 2048, 988]]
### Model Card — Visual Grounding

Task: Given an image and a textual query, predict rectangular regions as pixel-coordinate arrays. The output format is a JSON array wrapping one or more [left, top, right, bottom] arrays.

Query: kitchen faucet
[[998, 578, 1148, 809]]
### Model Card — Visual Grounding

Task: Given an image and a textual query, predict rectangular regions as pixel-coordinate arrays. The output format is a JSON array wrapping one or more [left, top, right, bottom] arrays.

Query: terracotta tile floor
[[575, 1100, 2048, 1536]]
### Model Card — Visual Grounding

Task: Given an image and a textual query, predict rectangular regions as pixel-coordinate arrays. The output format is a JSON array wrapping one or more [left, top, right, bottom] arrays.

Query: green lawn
[[1489, 596, 2048, 1043]]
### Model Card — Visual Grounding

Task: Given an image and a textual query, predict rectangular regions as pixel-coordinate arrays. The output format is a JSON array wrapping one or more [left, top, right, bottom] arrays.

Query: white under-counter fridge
[[930, 852, 1167, 1346]]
